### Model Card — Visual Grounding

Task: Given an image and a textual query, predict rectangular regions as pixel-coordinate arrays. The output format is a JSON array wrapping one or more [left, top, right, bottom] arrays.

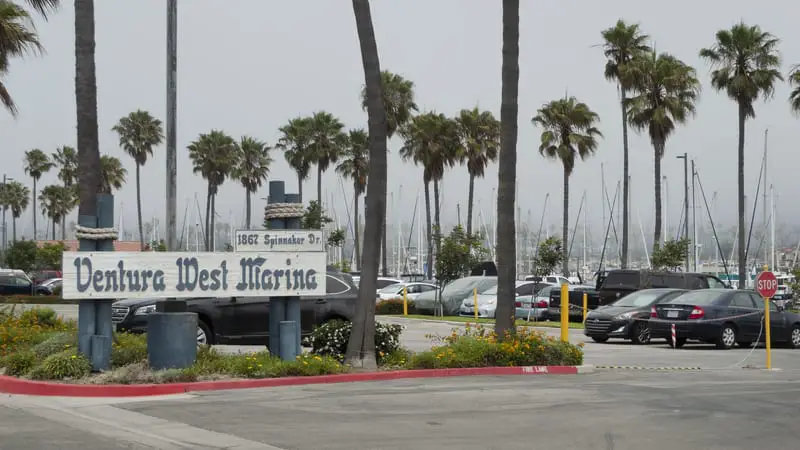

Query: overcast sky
[[3, 0, 799, 247]]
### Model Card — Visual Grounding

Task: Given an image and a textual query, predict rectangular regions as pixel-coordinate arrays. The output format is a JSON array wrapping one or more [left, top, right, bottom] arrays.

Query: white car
[[459, 281, 541, 318], [376, 282, 437, 302]]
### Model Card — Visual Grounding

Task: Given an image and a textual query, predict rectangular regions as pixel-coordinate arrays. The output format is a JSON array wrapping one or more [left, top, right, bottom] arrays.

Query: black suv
[[112, 269, 357, 345], [597, 269, 727, 306]]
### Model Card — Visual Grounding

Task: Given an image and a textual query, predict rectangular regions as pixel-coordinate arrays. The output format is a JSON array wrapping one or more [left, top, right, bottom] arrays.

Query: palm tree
[[39, 184, 74, 240], [455, 107, 500, 239], [112, 110, 164, 251], [399, 112, 458, 279], [188, 130, 239, 251], [336, 128, 370, 270], [789, 65, 800, 113], [233, 136, 272, 230], [0, 1, 46, 116], [23, 148, 54, 239], [494, 0, 520, 338], [345, 0, 388, 370], [74, 0, 101, 228], [360, 70, 418, 277], [99, 154, 127, 194], [700, 23, 783, 285], [4, 180, 29, 242], [52, 145, 77, 239], [307, 111, 346, 206], [601, 20, 651, 269], [624, 51, 700, 249], [532, 96, 602, 276], [276, 117, 313, 203]]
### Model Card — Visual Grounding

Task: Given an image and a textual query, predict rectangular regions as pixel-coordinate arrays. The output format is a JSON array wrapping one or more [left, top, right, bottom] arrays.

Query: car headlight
[[134, 304, 157, 315], [486, 299, 497, 305], [614, 312, 633, 320]]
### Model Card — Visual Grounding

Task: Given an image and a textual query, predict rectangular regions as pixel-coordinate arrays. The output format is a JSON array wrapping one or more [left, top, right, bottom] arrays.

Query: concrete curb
[[0, 365, 593, 398], [380, 316, 576, 331]]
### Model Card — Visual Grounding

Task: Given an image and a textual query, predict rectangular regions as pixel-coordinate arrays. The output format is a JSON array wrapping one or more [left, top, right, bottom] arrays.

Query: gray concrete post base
[[147, 312, 198, 370]]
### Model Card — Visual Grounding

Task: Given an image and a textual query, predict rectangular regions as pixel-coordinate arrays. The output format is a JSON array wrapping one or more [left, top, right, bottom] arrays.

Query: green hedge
[[0, 296, 78, 304]]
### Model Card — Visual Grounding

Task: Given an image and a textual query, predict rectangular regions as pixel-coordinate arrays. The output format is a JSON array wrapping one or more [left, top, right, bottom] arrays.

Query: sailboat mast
[[583, 189, 587, 277], [770, 184, 775, 271], [763, 129, 768, 266]]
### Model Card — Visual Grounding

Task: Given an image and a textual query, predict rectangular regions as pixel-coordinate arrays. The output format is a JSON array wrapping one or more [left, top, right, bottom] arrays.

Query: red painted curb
[[0, 365, 581, 398]]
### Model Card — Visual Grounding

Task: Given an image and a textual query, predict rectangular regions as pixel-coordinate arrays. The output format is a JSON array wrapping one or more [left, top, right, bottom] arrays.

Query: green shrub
[[376, 299, 416, 315], [19, 307, 59, 328], [410, 323, 584, 369], [111, 333, 148, 368], [303, 319, 402, 364], [29, 350, 92, 380], [2, 350, 36, 376], [31, 332, 77, 359]]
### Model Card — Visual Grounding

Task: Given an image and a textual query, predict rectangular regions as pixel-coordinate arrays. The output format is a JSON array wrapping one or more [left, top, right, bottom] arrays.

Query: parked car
[[0, 270, 35, 296], [515, 283, 556, 321], [376, 282, 437, 302], [414, 276, 497, 316], [458, 281, 541, 318], [30, 269, 62, 285], [584, 288, 686, 344], [375, 277, 404, 291], [547, 285, 601, 321], [113, 269, 358, 345], [773, 285, 793, 308], [524, 275, 571, 285], [650, 289, 800, 349], [597, 269, 727, 306], [36, 277, 62, 295]]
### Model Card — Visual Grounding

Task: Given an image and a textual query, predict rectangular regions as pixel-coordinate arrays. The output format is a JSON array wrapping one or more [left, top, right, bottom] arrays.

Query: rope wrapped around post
[[264, 202, 305, 220], [74, 225, 119, 240]]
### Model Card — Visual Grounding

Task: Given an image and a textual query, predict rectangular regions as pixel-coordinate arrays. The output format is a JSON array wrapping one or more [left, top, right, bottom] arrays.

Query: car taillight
[[515, 301, 522, 308], [536, 301, 548, 308], [650, 306, 657, 318], [688, 307, 704, 319]]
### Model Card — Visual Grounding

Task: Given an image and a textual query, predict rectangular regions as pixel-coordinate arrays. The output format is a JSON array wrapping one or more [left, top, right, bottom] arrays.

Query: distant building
[[36, 240, 143, 252]]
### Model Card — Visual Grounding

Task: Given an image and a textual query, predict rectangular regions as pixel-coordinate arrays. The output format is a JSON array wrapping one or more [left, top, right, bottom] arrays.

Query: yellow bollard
[[582, 292, 588, 323], [560, 283, 569, 342], [473, 288, 478, 320], [763, 264, 772, 370], [403, 286, 408, 316]]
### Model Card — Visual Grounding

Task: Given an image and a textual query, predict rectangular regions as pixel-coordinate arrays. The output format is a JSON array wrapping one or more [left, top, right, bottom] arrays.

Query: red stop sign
[[755, 271, 778, 298]]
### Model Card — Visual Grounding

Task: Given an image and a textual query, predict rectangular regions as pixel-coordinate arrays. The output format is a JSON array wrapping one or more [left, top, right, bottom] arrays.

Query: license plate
[[667, 310, 679, 318]]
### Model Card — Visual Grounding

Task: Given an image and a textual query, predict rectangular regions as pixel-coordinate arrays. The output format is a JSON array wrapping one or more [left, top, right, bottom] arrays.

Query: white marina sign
[[234, 229, 324, 252], [61, 251, 327, 300]]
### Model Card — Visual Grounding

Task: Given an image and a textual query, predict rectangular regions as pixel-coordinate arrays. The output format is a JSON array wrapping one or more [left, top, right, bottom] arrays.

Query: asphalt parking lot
[[3, 369, 800, 449], [24, 304, 799, 371]]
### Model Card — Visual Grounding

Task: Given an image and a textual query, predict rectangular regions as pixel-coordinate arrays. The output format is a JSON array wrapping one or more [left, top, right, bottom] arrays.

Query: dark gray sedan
[[584, 288, 687, 344]]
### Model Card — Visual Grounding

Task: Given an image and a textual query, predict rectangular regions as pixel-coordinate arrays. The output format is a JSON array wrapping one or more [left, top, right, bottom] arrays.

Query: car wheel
[[591, 336, 609, 343], [630, 322, 651, 345], [716, 324, 736, 350], [789, 325, 800, 349], [197, 320, 214, 346]]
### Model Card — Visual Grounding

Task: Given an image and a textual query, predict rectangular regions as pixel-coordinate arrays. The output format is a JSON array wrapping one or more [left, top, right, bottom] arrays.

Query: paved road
[[25, 304, 799, 370], [3, 370, 800, 449]]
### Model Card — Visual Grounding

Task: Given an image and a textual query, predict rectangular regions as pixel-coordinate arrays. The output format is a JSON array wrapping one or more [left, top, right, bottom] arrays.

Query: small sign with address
[[234, 230, 324, 252], [61, 251, 327, 299]]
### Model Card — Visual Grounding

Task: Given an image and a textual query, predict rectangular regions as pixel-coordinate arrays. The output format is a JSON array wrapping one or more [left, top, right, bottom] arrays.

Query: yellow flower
[[71, 355, 77, 359], [379, 351, 385, 357]]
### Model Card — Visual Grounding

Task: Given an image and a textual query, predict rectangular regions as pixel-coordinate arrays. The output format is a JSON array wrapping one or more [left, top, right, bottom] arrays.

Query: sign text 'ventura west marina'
[[61, 252, 327, 299]]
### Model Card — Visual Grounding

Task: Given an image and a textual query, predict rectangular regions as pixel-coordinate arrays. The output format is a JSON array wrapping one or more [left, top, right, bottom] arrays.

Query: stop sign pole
[[755, 266, 778, 370]]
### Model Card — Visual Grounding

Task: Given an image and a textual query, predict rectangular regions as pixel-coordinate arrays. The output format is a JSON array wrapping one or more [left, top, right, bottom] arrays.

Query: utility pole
[[165, 0, 178, 250], [676, 153, 689, 272], [691, 159, 697, 272]]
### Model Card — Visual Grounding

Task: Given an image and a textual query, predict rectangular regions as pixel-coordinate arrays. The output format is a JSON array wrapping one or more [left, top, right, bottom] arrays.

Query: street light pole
[[676, 153, 689, 272], [1, 174, 6, 252], [165, 0, 178, 251]]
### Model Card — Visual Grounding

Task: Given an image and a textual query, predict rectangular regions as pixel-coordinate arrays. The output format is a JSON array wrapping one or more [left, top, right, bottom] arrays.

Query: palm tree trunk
[[32, 179, 37, 239], [317, 165, 323, 207], [424, 180, 433, 279], [433, 179, 442, 260], [211, 194, 217, 251], [204, 183, 212, 250], [297, 172, 303, 204], [737, 102, 746, 284], [653, 144, 663, 250], [52, 219, 56, 240], [562, 165, 570, 277], [245, 189, 252, 230], [61, 218, 66, 241], [466, 173, 475, 238], [620, 87, 630, 269], [381, 216, 388, 276], [75, 0, 102, 223], [494, 0, 520, 339], [12, 217, 16, 242], [353, 187, 360, 270], [345, 0, 386, 370], [135, 164, 145, 250]]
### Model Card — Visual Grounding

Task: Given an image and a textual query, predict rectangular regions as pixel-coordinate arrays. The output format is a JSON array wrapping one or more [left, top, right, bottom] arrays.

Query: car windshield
[[379, 283, 405, 294], [613, 290, 673, 307], [662, 290, 723, 306]]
